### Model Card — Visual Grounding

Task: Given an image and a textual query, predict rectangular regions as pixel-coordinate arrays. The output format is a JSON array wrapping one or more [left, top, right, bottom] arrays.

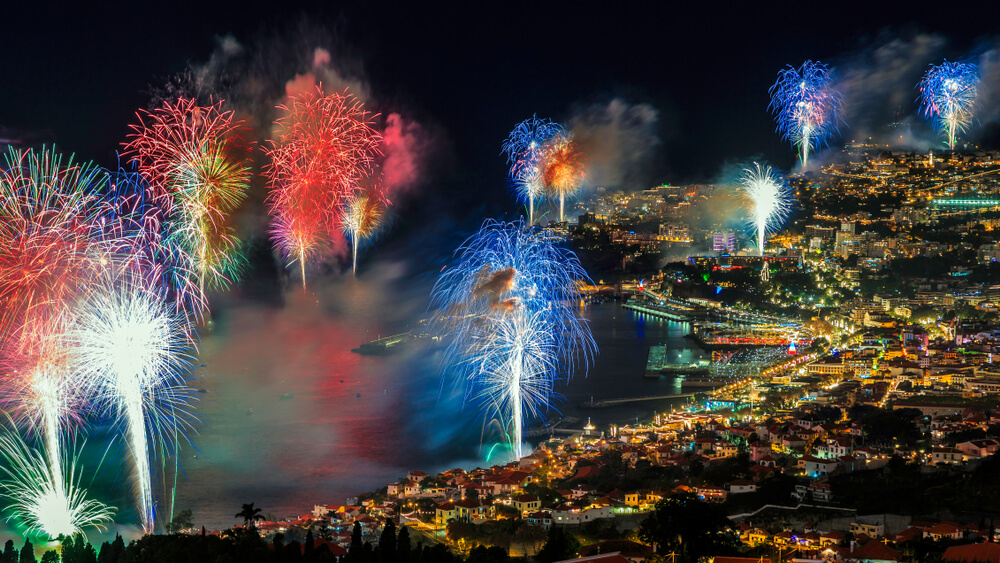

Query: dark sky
[[2, 2, 998, 189]]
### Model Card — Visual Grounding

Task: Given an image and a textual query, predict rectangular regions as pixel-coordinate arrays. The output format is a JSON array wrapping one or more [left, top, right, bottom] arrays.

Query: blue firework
[[768, 60, 843, 167], [918, 60, 980, 150], [432, 219, 596, 458], [501, 117, 566, 224]]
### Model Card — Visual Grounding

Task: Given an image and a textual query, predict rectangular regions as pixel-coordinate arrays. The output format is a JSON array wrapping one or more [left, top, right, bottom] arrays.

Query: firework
[[62, 275, 194, 534], [541, 135, 585, 223], [265, 87, 382, 288], [0, 430, 114, 539], [740, 163, 792, 255], [919, 61, 980, 150], [768, 61, 843, 168], [341, 192, 384, 276], [0, 147, 117, 527], [0, 147, 113, 349], [123, 98, 251, 315], [432, 220, 596, 459], [501, 117, 566, 224]]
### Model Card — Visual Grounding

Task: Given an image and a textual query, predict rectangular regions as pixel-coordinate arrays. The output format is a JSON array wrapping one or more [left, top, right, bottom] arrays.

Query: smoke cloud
[[568, 98, 660, 191]]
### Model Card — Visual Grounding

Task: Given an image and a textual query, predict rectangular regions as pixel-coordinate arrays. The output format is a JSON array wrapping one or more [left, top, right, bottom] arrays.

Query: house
[[798, 455, 839, 477], [808, 481, 832, 502], [817, 437, 854, 459], [694, 486, 728, 503], [931, 447, 964, 465], [851, 522, 885, 538], [434, 502, 457, 526], [526, 511, 552, 529], [729, 480, 757, 494], [512, 494, 541, 515], [550, 504, 614, 525], [942, 542, 1000, 563], [454, 499, 494, 521], [387, 483, 405, 497], [956, 439, 1000, 459], [843, 540, 902, 562], [821, 530, 846, 546], [924, 522, 963, 541], [746, 529, 770, 546]]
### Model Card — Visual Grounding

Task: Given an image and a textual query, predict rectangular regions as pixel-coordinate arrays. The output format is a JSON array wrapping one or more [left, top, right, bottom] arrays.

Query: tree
[[3, 541, 16, 563], [39, 554, 57, 563], [380, 519, 396, 563], [348, 521, 363, 562], [235, 502, 264, 529], [536, 526, 580, 563], [18, 540, 34, 563], [397, 526, 411, 563], [638, 493, 739, 563], [167, 509, 195, 534], [304, 529, 315, 562]]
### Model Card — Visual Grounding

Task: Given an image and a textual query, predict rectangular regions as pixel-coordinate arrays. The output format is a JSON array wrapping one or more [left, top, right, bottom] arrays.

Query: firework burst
[[501, 116, 566, 224], [265, 87, 382, 288], [541, 135, 585, 223], [341, 192, 384, 275], [768, 60, 843, 168], [62, 274, 194, 534], [432, 219, 596, 459], [919, 60, 980, 150], [123, 97, 251, 316], [0, 430, 114, 539], [740, 163, 792, 255]]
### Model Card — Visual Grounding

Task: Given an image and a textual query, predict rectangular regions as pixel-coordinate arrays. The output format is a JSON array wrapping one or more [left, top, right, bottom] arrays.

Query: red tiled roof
[[850, 539, 901, 561], [943, 543, 1000, 563]]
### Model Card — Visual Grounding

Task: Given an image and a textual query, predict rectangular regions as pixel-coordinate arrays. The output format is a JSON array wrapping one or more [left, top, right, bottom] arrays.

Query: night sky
[[3, 2, 999, 198]]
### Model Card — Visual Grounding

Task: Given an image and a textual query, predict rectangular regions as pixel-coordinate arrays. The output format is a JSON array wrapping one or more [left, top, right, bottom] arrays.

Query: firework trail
[[62, 275, 193, 534], [918, 61, 980, 150], [432, 220, 596, 459], [0, 148, 125, 538], [768, 61, 843, 168], [501, 117, 566, 224], [265, 87, 382, 289], [541, 134, 585, 223], [0, 148, 114, 348], [0, 147, 119, 523], [0, 429, 114, 539], [341, 192, 384, 276], [739, 163, 791, 255], [123, 98, 251, 316]]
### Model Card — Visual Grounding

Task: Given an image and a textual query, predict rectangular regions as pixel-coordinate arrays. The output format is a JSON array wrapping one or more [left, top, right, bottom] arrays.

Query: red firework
[[264, 87, 382, 288], [0, 148, 113, 355], [122, 97, 252, 314], [541, 135, 585, 222]]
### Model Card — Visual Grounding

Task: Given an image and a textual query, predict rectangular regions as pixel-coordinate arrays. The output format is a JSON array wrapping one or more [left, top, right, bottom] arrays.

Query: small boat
[[247, 408, 254, 416], [355, 393, 361, 398], [279, 393, 293, 400]]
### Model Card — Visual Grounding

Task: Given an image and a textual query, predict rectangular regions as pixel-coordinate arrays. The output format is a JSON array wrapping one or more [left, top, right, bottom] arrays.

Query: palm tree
[[236, 502, 264, 529]]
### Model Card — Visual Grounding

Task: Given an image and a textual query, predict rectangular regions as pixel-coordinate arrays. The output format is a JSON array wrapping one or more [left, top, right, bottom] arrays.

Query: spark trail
[[739, 163, 792, 255], [432, 220, 596, 459], [265, 87, 382, 289], [769, 60, 843, 168], [919, 61, 980, 150], [64, 276, 193, 534], [501, 117, 565, 224]]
